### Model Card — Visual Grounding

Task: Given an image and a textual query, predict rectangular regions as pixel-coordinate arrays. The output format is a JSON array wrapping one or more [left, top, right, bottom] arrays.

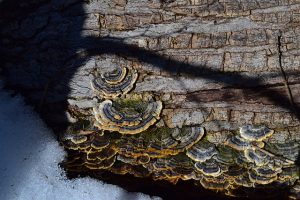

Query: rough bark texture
[[1, 0, 300, 199]]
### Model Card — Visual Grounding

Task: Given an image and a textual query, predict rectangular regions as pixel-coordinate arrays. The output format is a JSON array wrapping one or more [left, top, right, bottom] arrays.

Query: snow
[[0, 84, 160, 200]]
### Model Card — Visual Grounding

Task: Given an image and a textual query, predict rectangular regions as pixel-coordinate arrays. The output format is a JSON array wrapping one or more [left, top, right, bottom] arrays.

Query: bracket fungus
[[195, 159, 223, 177], [170, 127, 205, 150], [248, 169, 278, 185], [226, 135, 251, 151], [244, 148, 270, 166], [62, 98, 300, 200], [199, 176, 230, 191], [234, 174, 254, 188], [213, 146, 236, 165], [148, 126, 205, 155], [93, 97, 163, 134], [60, 132, 92, 151], [91, 66, 138, 99], [186, 140, 217, 162], [240, 125, 274, 142]]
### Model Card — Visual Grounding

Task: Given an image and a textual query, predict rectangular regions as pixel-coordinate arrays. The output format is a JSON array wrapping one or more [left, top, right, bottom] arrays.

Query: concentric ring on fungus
[[248, 169, 278, 185], [240, 125, 274, 142], [186, 140, 217, 162], [93, 98, 162, 134], [195, 159, 222, 177], [226, 135, 251, 151], [200, 176, 230, 190], [60, 132, 91, 151], [244, 148, 270, 166], [91, 66, 138, 99], [148, 126, 205, 155]]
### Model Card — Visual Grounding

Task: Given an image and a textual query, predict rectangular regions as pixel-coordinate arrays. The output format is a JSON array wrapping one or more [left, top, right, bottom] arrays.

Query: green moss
[[114, 98, 148, 114], [140, 126, 172, 145]]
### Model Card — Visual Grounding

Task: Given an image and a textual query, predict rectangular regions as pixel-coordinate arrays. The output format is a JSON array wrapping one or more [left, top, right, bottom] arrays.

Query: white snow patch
[[0, 88, 160, 200]]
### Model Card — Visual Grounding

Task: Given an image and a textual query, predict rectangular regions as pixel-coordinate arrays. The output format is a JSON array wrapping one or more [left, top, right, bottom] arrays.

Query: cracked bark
[[1, 0, 300, 199], [277, 33, 295, 107]]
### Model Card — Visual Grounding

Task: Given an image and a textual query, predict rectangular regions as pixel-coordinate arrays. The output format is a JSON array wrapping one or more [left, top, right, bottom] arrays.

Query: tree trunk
[[1, 0, 299, 199]]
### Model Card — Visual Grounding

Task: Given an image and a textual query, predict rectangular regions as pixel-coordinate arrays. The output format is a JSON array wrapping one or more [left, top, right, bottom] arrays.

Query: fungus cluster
[[62, 120, 299, 198], [62, 62, 299, 198], [61, 130, 117, 171]]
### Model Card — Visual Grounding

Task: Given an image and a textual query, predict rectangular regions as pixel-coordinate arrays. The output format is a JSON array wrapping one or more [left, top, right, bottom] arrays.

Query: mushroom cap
[[171, 126, 205, 150], [225, 166, 245, 178], [86, 147, 117, 161], [234, 174, 253, 187], [117, 154, 140, 165], [235, 152, 251, 167], [137, 126, 205, 157], [195, 159, 222, 177], [152, 158, 169, 170], [94, 98, 162, 134], [186, 140, 217, 162], [213, 146, 236, 165], [226, 135, 251, 151], [199, 175, 230, 190], [244, 148, 270, 166], [253, 166, 281, 178], [61, 132, 92, 151], [101, 66, 127, 85], [137, 154, 151, 164], [248, 169, 277, 185], [90, 133, 110, 149], [85, 156, 116, 170], [91, 66, 138, 99], [61, 119, 299, 198], [240, 125, 274, 142]]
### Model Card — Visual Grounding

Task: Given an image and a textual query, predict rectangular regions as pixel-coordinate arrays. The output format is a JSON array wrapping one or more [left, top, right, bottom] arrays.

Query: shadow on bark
[[0, 1, 299, 200], [83, 36, 300, 120]]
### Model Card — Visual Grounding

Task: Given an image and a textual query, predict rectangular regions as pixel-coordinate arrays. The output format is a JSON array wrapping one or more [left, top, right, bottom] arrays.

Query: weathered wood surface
[[1, 0, 300, 199], [1, 0, 300, 131]]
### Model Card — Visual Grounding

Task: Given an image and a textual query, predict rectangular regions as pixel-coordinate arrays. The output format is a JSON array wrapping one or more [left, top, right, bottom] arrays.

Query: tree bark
[[1, 0, 300, 199]]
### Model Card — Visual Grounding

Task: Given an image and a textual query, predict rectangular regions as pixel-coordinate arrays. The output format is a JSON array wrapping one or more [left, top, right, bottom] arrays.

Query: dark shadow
[[296, 149, 300, 167], [0, 0, 85, 133], [1, 0, 299, 200]]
